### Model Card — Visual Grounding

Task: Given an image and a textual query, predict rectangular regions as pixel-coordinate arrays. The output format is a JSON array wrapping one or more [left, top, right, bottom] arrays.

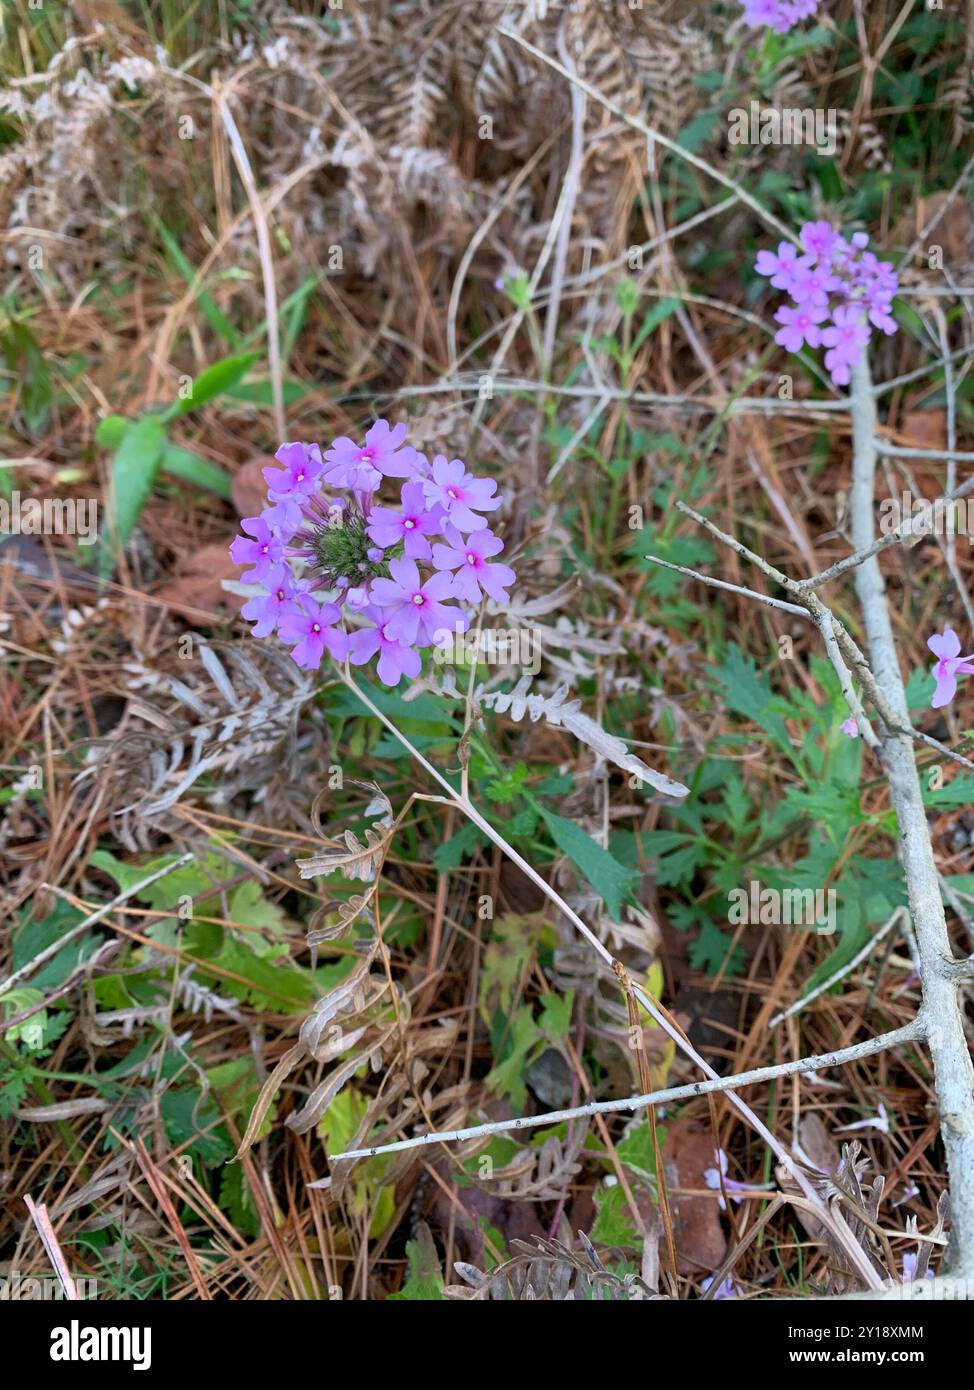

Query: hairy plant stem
[[849, 356, 974, 1275]]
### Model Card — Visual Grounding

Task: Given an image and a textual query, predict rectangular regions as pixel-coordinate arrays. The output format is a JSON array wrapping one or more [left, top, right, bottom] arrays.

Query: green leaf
[[708, 645, 795, 758], [485, 1006, 542, 1108], [631, 296, 681, 354], [153, 217, 240, 347], [388, 1226, 445, 1301], [160, 445, 232, 498], [166, 350, 260, 417], [95, 414, 130, 449], [432, 819, 488, 872], [688, 920, 745, 977], [539, 809, 639, 919], [224, 379, 311, 406], [923, 773, 974, 808], [228, 879, 288, 935], [591, 1183, 640, 1249], [99, 414, 167, 574], [616, 1122, 665, 1183], [12, 901, 100, 989], [0, 321, 52, 433]]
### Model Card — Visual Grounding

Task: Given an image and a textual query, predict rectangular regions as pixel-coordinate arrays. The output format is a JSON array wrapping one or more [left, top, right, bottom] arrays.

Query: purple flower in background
[[423, 455, 502, 532], [754, 221, 900, 388], [432, 526, 516, 604], [900, 1252, 935, 1284], [704, 1149, 773, 1211], [840, 717, 859, 739], [739, 0, 819, 30], [277, 594, 348, 670], [229, 515, 284, 582], [928, 629, 974, 709], [367, 481, 440, 559], [240, 563, 301, 637], [230, 421, 514, 684], [700, 1275, 740, 1300]]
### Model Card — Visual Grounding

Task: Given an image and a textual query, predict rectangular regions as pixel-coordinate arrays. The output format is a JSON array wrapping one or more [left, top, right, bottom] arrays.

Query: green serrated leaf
[[539, 809, 639, 919]]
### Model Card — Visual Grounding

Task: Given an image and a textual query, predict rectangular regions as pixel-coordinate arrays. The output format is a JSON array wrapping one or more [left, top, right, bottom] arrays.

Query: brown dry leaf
[[664, 1118, 727, 1275], [231, 457, 275, 518], [902, 191, 973, 266], [899, 410, 947, 452], [154, 544, 243, 618]]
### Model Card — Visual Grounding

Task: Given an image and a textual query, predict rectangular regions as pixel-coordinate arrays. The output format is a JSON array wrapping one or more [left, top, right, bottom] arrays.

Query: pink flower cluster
[[229, 421, 515, 685], [740, 0, 819, 31], [756, 221, 899, 387]]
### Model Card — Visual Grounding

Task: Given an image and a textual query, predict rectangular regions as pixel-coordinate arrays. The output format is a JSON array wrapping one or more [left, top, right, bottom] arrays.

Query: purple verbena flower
[[230, 422, 515, 685], [700, 1274, 740, 1300], [755, 221, 899, 388], [822, 304, 871, 386], [367, 481, 440, 559], [840, 716, 860, 739], [277, 594, 348, 670], [369, 556, 461, 646], [774, 300, 828, 353], [755, 240, 801, 291], [240, 563, 302, 637], [704, 1149, 773, 1211], [323, 419, 417, 490], [422, 455, 502, 532], [789, 258, 841, 306], [928, 629, 974, 708], [348, 609, 423, 687], [432, 525, 516, 604], [740, 0, 819, 29], [800, 220, 840, 262], [230, 515, 284, 582]]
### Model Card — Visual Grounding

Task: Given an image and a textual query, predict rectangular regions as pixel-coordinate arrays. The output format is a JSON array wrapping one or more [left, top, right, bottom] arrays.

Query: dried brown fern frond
[[234, 937, 400, 1155], [296, 780, 394, 884], [460, 1129, 585, 1201], [477, 673, 690, 797], [446, 1231, 660, 1301], [77, 639, 312, 845]]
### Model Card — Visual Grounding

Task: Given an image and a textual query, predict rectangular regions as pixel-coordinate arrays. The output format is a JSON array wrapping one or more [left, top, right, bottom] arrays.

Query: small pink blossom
[[928, 628, 974, 709]]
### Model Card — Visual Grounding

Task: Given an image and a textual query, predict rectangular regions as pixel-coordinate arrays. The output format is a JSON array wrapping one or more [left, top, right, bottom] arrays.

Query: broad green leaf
[[99, 413, 167, 574], [95, 414, 130, 449], [388, 1227, 445, 1301], [539, 808, 639, 919], [160, 445, 231, 498], [591, 1183, 640, 1249], [97, 418, 231, 498], [166, 350, 260, 417]]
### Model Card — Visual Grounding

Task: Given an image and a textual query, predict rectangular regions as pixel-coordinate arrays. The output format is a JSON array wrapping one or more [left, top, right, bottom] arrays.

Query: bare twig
[[327, 1022, 922, 1164], [848, 355, 974, 1275], [23, 1196, 79, 1301]]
